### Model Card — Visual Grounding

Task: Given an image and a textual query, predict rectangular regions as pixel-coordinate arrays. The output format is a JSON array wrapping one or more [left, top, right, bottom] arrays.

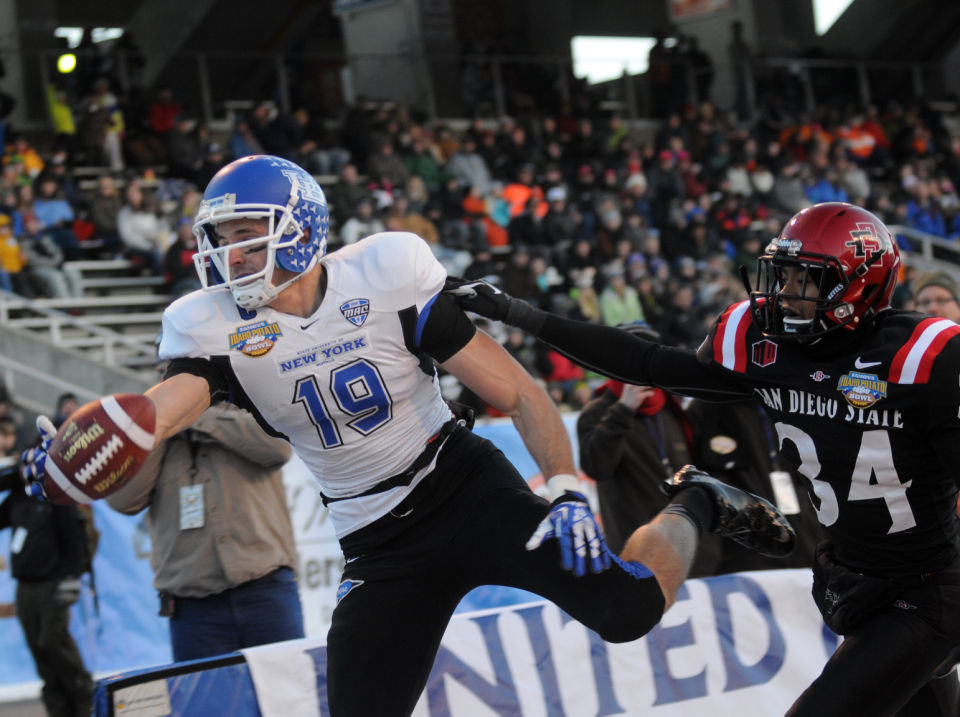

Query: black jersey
[[697, 301, 960, 578]]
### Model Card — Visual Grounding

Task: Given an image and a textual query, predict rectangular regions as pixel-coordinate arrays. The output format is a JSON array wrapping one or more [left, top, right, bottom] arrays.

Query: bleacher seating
[[0, 260, 173, 380]]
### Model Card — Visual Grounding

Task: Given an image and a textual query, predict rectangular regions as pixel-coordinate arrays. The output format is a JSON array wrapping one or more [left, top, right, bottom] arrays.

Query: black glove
[[443, 277, 512, 321], [443, 276, 545, 334]]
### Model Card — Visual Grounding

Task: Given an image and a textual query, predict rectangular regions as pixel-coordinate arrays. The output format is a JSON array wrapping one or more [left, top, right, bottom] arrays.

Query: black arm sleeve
[[164, 356, 232, 403], [534, 312, 753, 400], [419, 292, 478, 362]]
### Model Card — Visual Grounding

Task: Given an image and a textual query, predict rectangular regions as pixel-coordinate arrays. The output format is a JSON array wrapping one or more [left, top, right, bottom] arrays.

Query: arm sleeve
[[164, 357, 231, 403], [533, 312, 753, 400], [418, 292, 477, 362]]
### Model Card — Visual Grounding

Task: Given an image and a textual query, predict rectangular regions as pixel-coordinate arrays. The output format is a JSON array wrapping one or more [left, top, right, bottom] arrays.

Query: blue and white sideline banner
[[93, 570, 837, 716]]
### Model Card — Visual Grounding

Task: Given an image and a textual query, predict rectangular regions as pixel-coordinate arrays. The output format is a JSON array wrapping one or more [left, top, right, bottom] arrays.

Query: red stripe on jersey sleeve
[[733, 308, 751, 373], [889, 318, 960, 383], [712, 305, 735, 365], [912, 322, 960, 383]]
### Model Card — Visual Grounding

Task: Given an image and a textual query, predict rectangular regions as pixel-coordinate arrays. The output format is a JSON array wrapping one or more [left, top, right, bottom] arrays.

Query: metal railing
[[889, 225, 960, 268], [11, 46, 947, 129], [0, 290, 160, 368]]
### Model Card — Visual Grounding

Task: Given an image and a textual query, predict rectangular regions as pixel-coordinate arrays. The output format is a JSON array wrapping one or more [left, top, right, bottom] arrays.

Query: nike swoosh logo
[[301, 318, 321, 330], [854, 357, 882, 369]]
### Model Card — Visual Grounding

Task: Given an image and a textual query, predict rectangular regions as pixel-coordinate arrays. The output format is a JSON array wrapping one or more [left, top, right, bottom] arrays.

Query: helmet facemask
[[191, 155, 329, 310], [193, 203, 317, 310], [749, 251, 853, 342]]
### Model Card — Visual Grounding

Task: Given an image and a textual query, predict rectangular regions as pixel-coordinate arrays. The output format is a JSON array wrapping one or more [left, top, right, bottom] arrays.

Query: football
[[43, 394, 156, 505]]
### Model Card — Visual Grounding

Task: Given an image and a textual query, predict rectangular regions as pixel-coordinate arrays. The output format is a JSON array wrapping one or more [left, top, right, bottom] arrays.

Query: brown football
[[44, 394, 156, 505]]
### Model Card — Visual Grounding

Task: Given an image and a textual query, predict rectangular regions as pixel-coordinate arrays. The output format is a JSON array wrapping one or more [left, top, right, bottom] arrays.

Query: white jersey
[[160, 232, 454, 537]]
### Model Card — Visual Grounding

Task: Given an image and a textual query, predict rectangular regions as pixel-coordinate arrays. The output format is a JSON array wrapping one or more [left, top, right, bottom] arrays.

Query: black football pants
[[325, 429, 666, 716], [788, 579, 960, 716]]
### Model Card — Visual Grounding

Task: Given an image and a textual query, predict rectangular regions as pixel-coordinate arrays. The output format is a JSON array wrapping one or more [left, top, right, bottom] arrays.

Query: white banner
[[244, 569, 839, 716]]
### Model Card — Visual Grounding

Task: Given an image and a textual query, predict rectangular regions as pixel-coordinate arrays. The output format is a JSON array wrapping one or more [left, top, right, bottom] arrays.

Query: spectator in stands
[[291, 107, 350, 177], [906, 180, 947, 237], [542, 186, 578, 260], [5, 136, 44, 179], [32, 175, 79, 260], [771, 159, 810, 213], [508, 193, 546, 247], [913, 271, 960, 323], [0, 213, 24, 293], [805, 167, 849, 205], [383, 193, 438, 245], [599, 264, 643, 326], [250, 101, 300, 161], [82, 77, 124, 172], [403, 175, 430, 215], [228, 115, 264, 160], [0, 454, 94, 717], [147, 85, 183, 140], [576, 323, 720, 576], [367, 140, 410, 191], [403, 134, 445, 193], [52, 393, 78, 429], [834, 152, 871, 204], [658, 282, 707, 349], [646, 150, 685, 228], [163, 218, 201, 298], [106, 399, 302, 662], [45, 85, 76, 158], [166, 115, 204, 184], [326, 163, 370, 230], [17, 214, 82, 299], [445, 135, 492, 197], [117, 180, 168, 274], [195, 142, 226, 191], [339, 197, 384, 246], [88, 175, 124, 257]]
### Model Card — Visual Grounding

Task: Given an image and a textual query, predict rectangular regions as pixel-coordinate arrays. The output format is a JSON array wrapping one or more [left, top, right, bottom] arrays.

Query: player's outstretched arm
[[145, 373, 212, 443], [441, 329, 575, 484], [442, 329, 612, 576]]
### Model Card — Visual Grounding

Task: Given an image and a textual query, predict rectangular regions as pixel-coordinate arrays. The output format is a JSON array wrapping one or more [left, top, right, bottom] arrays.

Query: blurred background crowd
[[4, 57, 959, 413]]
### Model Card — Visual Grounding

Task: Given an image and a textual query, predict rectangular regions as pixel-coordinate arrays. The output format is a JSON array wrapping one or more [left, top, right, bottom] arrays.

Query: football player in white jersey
[[25, 155, 793, 715]]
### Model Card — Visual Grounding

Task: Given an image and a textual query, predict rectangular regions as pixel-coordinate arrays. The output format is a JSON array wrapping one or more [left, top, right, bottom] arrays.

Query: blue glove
[[526, 491, 612, 577], [21, 415, 56, 499]]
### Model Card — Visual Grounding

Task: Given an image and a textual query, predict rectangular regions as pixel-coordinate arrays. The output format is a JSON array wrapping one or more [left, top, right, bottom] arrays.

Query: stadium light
[[57, 53, 77, 74], [571, 36, 657, 85], [813, 0, 854, 35]]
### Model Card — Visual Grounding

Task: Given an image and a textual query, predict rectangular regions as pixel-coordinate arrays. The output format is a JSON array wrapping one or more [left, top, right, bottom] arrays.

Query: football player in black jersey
[[447, 202, 960, 716]]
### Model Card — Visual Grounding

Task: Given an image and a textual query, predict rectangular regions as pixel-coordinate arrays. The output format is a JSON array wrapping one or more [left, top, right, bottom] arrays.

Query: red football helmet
[[748, 202, 900, 341]]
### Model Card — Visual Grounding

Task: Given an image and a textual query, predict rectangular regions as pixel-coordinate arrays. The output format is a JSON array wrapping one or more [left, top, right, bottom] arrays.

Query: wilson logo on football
[[340, 298, 370, 327], [229, 321, 282, 357]]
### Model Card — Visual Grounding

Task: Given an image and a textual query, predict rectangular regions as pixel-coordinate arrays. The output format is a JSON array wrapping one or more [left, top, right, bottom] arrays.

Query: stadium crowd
[[6, 73, 959, 412], [3, 48, 960, 714]]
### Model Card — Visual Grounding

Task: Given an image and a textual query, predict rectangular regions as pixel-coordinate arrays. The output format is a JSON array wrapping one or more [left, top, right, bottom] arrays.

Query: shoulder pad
[[159, 288, 241, 360], [330, 231, 445, 310], [703, 301, 756, 373], [888, 316, 960, 384]]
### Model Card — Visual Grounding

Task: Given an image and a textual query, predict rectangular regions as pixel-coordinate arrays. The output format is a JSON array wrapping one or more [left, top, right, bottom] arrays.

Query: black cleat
[[663, 465, 796, 558]]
